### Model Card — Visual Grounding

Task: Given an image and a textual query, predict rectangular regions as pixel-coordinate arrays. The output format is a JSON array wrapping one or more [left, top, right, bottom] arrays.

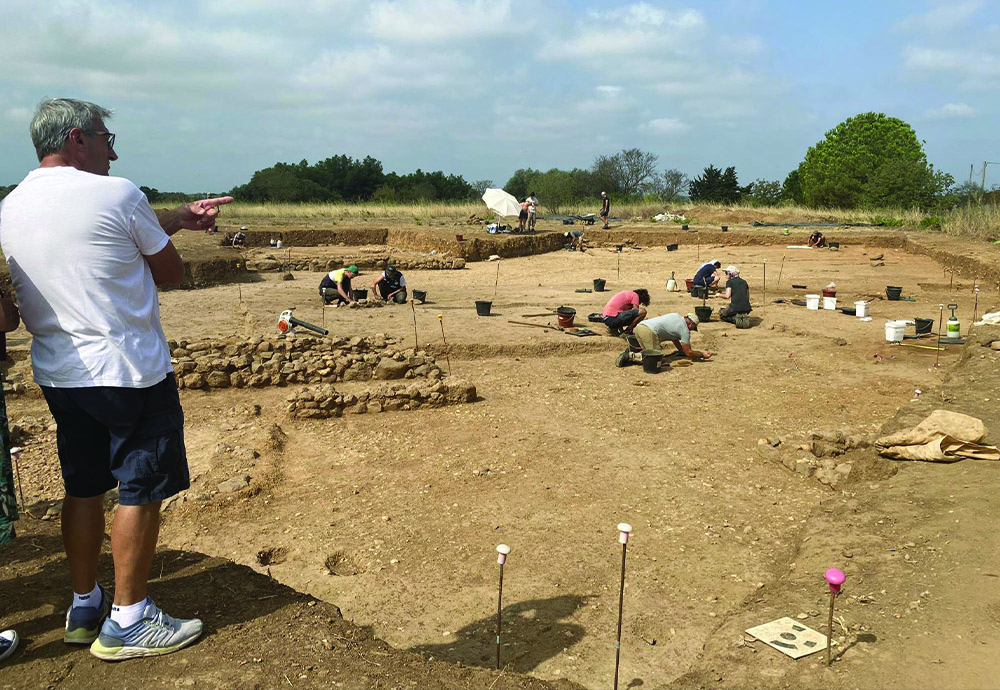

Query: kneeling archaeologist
[[372, 266, 407, 303], [718, 265, 752, 327], [617, 312, 712, 367]]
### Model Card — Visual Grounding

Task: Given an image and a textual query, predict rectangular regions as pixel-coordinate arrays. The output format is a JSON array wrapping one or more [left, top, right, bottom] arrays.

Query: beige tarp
[[875, 410, 1000, 462]]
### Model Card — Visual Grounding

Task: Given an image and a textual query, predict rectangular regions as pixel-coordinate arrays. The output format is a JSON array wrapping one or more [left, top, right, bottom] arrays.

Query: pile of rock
[[246, 255, 465, 273], [757, 429, 877, 490], [348, 299, 387, 309], [286, 378, 476, 418], [170, 334, 443, 390]]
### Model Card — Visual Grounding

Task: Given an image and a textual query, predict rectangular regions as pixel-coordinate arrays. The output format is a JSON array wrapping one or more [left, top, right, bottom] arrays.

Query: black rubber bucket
[[886, 286, 903, 301], [915, 317, 934, 335], [694, 305, 713, 322], [475, 300, 492, 316], [681, 224, 689, 231], [593, 278, 607, 292], [354, 289, 368, 300], [691, 286, 708, 299], [721, 225, 728, 232], [667, 243, 679, 251], [642, 353, 663, 374], [412, 289, 427, 303]]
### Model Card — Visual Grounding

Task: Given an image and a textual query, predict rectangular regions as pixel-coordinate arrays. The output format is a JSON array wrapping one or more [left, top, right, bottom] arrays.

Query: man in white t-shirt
[[0, 98, 232, 661]]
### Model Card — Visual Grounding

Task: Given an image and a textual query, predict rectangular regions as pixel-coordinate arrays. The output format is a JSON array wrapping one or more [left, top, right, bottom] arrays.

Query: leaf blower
[[277, 309, 328, 336]]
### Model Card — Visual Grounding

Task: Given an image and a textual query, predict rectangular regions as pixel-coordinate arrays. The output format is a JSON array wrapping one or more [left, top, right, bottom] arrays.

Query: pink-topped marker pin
[[495, 544, 511, 670], [824, 568, 846, 665]]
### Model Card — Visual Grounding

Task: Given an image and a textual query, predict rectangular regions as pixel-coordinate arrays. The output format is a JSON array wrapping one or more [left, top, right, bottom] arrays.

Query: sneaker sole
[[90, 628, 202, 661]]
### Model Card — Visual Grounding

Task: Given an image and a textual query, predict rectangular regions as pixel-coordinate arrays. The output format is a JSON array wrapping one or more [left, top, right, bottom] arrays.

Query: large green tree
[[688, 165, 741, 203], [798, 112, 940, 209]]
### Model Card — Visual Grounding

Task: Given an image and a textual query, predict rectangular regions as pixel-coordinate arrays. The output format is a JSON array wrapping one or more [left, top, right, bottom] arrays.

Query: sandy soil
[[3, 219, 1000, 690]]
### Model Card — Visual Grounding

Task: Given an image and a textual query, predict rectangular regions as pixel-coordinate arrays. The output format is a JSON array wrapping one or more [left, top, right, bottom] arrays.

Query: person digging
[[616, 312, 712, 367], [602, 288, 650, 337], [319, 265, 359, 306], [717, 265, 752, 328], [372, 265, 407, 303]]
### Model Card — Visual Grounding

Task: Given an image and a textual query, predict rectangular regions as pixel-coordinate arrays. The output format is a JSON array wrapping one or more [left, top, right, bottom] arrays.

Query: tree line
[[1, 112, 989, 211]]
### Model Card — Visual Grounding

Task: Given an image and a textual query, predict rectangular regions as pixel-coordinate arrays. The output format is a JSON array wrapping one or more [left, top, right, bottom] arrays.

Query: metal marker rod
[[763, 259, 767, 305], [410, 301, 418, 349], [614, 523, 632, 690], [495, 545, 511, 671], [10, 446, 25, 512], [438, 315, 452, 376], [935, 304, 944, 368], [775, 254, 786, 288], [494, 261, 501, 299], [825, 568, 845, 666]]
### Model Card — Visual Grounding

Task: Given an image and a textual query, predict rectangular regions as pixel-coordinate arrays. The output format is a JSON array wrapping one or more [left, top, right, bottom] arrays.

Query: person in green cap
[[319, 265, 359, 306]]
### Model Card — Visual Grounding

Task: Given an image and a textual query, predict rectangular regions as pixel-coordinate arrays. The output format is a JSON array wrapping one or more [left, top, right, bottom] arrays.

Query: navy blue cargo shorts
[[40, 374, 189, 506]]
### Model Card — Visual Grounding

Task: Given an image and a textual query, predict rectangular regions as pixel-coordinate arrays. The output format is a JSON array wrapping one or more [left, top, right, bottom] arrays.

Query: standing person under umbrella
[[527, 191, 538, 231]]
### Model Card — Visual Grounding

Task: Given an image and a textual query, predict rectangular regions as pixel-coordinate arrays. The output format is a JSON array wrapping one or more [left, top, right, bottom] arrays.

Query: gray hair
[[30, 98, 113, 161]]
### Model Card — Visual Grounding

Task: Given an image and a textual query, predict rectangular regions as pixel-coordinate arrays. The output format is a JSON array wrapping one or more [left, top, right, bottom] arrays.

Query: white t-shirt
[[0, 166, 172, 388]]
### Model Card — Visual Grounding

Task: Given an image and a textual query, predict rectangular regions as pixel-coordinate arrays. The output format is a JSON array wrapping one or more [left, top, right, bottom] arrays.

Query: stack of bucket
[[885, 320, 906, 342], [821, 287, 837, 310]]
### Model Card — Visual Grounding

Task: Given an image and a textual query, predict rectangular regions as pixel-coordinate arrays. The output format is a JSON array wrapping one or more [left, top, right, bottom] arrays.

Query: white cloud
[[903, 47, 1000, 83], [641, 117, 689, 134], [367, 0, 516, 43], [895, 1, 983, 33], [923, 102, 977, 119]]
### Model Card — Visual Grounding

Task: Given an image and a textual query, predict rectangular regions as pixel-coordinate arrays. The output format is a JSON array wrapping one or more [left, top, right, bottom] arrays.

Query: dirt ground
[[3, 217, 1000, 690]]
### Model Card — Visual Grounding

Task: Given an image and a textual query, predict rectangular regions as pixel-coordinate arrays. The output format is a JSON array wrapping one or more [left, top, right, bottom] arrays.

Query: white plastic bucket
[[885, 320, 905, 342], [276, 240, 283, 249], [855, 301, 869, 318], [805, 294, 820, 310], [822, 296, 837, 310]]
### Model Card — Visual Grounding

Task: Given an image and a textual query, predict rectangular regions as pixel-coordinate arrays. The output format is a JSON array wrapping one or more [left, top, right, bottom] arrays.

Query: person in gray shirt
[[616, 312, 712, 367]]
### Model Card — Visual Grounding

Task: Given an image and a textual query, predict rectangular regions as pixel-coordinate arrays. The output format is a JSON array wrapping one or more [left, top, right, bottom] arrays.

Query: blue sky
[[1, 0, 998, 195]]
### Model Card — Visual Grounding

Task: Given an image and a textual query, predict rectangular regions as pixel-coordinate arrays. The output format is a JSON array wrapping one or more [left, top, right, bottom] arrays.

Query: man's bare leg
[[62, 495, 107, 595], [111, 502, 162, 606]]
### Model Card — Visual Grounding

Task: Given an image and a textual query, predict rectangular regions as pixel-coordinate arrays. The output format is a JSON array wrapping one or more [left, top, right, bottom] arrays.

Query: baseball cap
[[686, 312, 699, 330], [726, 265, 739, 275], [348, 265, 359, 274]]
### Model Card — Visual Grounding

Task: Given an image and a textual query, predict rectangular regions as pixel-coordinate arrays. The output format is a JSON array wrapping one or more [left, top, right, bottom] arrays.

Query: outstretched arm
[[156, 196, 235, 236], [679, 341, 712, 360]]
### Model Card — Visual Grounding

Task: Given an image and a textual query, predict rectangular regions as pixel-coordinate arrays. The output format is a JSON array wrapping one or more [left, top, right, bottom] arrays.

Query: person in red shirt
[[601, 288, 650, 336]]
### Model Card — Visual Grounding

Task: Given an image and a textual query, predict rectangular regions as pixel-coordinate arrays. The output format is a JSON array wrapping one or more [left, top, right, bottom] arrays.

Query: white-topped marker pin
[[614, 523, 632, 690], [495, 544, 511, 670], [825, 568, 846, 665]]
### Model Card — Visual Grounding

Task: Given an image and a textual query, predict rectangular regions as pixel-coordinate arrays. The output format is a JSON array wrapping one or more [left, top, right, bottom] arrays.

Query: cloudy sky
[[1, 0, 998, 195]]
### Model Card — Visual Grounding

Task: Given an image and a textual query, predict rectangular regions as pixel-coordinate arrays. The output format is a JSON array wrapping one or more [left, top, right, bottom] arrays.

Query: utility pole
[[981, 161, 999, 194]]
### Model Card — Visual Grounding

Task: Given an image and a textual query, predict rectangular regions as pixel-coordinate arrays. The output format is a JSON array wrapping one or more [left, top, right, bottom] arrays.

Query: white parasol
[[481, 188, 521, 218]]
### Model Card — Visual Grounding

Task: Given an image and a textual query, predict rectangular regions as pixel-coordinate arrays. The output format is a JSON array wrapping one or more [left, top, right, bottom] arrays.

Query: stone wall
[[170, 334, 442, 390], [246, 254, 466, 273], [286, 378, 476, 418]]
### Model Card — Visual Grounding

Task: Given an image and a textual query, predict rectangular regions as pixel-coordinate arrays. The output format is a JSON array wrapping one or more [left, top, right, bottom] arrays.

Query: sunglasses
[[76, 129, 116, 150]]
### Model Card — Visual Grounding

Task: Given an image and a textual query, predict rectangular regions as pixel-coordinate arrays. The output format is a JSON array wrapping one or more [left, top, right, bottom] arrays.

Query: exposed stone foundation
[[286, 378, 476, 418], [170, 335, 443, 390]]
